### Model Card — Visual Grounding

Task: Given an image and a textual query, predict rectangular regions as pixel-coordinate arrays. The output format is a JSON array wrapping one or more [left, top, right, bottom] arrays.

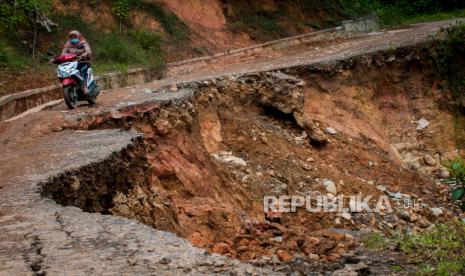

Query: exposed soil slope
[[41, 46, 463, 264]]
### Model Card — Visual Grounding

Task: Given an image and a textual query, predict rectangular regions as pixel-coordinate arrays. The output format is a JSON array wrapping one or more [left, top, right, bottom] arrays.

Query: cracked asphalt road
[[0, 19, 459, 275]]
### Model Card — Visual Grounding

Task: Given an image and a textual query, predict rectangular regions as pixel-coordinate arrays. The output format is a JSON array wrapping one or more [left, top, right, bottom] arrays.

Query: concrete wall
[[0, 67, 164, 122], [342, 16, 381, 34]]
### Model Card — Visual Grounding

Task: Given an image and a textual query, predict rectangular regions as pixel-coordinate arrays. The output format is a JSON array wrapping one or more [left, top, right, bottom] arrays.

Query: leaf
[[451, 162, 461, 171], [451, 187, 465, 201]]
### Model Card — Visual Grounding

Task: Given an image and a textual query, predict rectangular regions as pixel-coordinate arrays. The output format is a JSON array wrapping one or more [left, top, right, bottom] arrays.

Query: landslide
[[41, 43, 465, 266]]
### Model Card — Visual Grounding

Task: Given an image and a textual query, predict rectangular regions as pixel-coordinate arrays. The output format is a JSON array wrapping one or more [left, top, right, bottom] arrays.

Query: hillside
[[0, 0, 346, 95], [1, 0, 465, 95]]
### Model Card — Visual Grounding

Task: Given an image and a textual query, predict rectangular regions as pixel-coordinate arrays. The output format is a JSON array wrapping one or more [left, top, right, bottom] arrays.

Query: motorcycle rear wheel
[[64, 85, 78, 109]]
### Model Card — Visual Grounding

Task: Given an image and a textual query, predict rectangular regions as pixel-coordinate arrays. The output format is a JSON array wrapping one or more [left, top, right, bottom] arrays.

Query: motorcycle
[[52, 53, 100, 109]]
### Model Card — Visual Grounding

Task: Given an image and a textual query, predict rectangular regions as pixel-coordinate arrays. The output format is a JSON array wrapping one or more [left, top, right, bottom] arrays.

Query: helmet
[[69, 30, 81, 45]]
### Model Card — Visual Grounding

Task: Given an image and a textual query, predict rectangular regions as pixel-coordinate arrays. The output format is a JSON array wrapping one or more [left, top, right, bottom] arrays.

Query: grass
[[337, 0, 465, 27], [375, 6, 465, 27], [432, 23, 465, 98], [0, 38, 29, 69], [0, 12, 166, 94], [400, 9, 465, 25], [373, 6, 465, 27], [44, 14, 165, 75], [362, 221, 465, 275], [361, 232, 389, 250], [338, 0, 375, 18], [395, 221, 465, 275]]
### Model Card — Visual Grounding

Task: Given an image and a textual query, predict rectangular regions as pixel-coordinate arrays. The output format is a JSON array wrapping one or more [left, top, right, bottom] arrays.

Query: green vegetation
[[0, 0, 194, 74], [226, 2, 304, 41], [225, 0, 465, 42], [363, 221, 465, 275], [1, 0, 465, 81], [0, 1, 169, 74], [432, 23, 465, 98], [338, 0, 465, 26], [0, 0, 52, 68], [0, 39, 29, 69], [443, 157, 465, 211], [395, 221, 465, 275], [401, 9, 465, 25], [230, 10, 290, 41], [338, 0, 374, 19], [131, 1, 188, 40], [46, 14, 165, 74], [98, 0, 189, 39], [112, 0, 130, 33], [0, 0, 51, 30], [361, 232, 389, 250]]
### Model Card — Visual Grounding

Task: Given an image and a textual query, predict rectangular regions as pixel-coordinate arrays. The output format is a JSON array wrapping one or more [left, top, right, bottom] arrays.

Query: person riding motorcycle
[[61, 30, 92, 94]]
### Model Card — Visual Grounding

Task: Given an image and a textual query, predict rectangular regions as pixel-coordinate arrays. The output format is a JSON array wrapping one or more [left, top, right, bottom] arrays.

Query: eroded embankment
[[41, 43, 464, 266]]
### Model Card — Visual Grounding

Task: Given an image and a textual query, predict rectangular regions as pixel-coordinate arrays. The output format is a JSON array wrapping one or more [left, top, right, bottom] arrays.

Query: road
[[0, 19, 459, 275]]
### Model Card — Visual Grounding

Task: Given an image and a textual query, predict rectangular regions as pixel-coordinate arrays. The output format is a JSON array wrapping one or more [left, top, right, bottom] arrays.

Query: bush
[[338, 0, 375, 18], [94, 34, 135, 63], [48, 14, 165, 71], [0, 39, 28, 68], [433, 23, 465, 97], [395, 221, 465, 275], [0, 0, 51, 30], [336, 0, 465, 25], [362, 221, 465, 274], [130, 29, 162, 51], [443, 156, 465, 211]]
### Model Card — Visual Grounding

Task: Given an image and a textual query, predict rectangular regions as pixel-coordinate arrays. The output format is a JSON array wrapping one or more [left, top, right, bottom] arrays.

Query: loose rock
[[398, 210, 411, 222], [277, 250, 294, 262], [430, 207, 443, 216], [169, 83, 178, 92], [325, 127, 338, 135], [340, 212, 352, 221], [423, 154, 437, 166], [439, 168, 450, 179], [308, 128, 329, 146], [323, 179, 337, 194], [416, 118, 430, 130], [212, 152, 247, 166]]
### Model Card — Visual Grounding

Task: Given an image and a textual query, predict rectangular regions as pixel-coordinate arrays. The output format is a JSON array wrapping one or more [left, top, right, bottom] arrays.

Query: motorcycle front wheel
[[63, 85, 78, 109], [87, 85, 100, 106]]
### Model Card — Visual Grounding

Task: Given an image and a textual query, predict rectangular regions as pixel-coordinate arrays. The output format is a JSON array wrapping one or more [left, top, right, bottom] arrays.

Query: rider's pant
[[77, 62, 90, 90]]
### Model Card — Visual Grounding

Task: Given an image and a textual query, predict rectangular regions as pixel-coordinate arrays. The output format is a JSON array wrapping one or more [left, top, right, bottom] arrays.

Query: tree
[[0, 0, 51, 57]]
